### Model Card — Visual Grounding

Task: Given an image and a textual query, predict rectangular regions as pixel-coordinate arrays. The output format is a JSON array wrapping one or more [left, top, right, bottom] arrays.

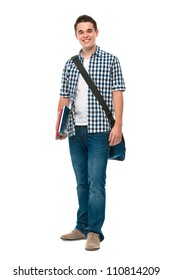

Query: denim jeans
[[68, 126, 110, 241]]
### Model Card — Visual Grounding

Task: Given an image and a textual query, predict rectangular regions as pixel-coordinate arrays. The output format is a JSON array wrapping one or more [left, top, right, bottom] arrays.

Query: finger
[[109, 136, 121, 146], [109, 137, 115, 146]]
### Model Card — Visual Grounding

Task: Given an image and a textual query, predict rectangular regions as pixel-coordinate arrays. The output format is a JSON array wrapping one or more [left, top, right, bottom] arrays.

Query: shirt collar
[[78, 46, 102, 60]]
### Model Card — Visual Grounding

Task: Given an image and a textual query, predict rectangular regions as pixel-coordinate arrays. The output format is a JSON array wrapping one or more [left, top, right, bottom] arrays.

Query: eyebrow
[[78, 28, 93, 33]]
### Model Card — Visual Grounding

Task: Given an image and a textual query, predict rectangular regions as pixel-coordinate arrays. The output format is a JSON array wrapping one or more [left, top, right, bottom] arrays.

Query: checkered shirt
[[59, 46, 126, 137]]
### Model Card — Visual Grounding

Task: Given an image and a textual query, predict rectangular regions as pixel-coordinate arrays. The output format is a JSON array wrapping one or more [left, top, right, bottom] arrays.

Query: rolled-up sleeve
[[60, 62, 70, 98], [111, 57, 126, 91]]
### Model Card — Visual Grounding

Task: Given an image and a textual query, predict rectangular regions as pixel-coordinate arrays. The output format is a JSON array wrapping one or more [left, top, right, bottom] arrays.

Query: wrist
[[115, 120, 123, 126]]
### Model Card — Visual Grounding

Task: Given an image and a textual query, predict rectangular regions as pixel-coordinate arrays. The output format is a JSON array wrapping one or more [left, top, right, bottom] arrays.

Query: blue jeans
[[68, 126, 110, 241]]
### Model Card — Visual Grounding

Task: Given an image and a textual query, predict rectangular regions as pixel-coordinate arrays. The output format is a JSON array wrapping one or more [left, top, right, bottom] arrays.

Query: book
[[55, 105, 70, 139]]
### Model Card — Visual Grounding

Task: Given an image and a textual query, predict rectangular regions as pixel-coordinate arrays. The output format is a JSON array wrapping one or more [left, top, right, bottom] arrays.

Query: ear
[[96, 29, 99, 37], [75, 32, 79, 40]]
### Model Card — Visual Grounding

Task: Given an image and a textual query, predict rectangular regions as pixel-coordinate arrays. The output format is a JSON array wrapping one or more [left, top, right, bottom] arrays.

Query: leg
[[85, 131, 110, 241], [68, 126, 89, 233]]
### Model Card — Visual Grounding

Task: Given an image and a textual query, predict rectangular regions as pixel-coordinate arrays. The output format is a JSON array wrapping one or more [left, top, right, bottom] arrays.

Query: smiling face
[[75, 22, 99, 52]]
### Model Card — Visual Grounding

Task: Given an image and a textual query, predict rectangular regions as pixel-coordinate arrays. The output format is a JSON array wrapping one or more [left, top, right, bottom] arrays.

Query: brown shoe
[[60, 229, 86, 240], [85, 232, 100, 250]]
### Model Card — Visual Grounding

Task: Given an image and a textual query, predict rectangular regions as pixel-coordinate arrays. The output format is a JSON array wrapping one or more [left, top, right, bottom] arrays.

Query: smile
[[83, 39, 90, 43]]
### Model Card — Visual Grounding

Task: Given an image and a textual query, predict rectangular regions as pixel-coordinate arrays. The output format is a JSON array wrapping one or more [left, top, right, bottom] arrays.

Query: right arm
[[57, 97, 70, 112]]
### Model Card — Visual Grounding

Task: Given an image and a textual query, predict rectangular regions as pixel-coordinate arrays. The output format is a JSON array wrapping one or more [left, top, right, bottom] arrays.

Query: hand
[[57, 134, 67, 140], [109, 123, 122, 146], [55, 118, 67, 140]]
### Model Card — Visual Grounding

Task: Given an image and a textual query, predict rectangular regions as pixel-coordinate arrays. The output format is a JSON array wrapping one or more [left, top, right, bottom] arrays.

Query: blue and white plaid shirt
[[60, 46, 126, 137]]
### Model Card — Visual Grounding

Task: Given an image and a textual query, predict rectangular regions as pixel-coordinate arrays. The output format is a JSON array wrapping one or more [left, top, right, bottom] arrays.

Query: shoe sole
[[61, 237, 86, 241], [85, 247, 100, 251]]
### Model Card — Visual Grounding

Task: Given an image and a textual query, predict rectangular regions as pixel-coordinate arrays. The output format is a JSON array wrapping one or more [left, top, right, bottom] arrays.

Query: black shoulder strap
[[71, 55, 115, 128]]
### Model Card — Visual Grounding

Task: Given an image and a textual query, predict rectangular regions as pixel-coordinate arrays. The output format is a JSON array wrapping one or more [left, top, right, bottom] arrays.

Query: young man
[[56, 15, 126, 250]]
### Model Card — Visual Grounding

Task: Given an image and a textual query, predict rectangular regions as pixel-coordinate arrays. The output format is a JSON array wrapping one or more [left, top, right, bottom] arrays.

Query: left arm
[[109, 90, 124, 146]]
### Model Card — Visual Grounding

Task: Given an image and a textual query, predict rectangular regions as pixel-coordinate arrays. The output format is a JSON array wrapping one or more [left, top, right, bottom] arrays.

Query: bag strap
[[71, 55, 115, 128]]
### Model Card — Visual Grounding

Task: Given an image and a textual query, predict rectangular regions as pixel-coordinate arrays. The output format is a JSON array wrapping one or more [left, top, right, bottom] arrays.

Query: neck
[[81, 45, 97, 59]]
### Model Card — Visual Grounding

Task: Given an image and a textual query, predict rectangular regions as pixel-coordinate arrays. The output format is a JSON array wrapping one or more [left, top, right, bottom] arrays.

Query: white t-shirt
[[74, 59, 89, 125]]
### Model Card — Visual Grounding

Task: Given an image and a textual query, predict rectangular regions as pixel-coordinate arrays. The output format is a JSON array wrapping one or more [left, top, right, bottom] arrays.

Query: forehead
[[76, 22, 94, 32]]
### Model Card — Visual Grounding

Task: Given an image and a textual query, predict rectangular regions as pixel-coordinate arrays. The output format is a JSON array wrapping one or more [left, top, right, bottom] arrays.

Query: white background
[[0, 0, 173, 279]]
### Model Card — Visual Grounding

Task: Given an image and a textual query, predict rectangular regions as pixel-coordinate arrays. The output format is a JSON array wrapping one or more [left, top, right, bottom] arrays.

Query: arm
[[56, 97, 70, 140], [57, 96, 70, 112], [109, 90, 124, 146]]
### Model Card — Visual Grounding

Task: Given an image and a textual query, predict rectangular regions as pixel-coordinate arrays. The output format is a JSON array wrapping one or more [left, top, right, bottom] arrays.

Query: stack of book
[[55, 105, 70, 139]]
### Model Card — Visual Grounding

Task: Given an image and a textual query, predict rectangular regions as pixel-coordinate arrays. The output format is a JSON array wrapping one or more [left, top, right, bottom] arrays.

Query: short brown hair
[[74, 15, 98, 32]]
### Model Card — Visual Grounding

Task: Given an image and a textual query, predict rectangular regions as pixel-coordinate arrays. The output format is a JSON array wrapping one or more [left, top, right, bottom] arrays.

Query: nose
[[83, 32, 88, 38]]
